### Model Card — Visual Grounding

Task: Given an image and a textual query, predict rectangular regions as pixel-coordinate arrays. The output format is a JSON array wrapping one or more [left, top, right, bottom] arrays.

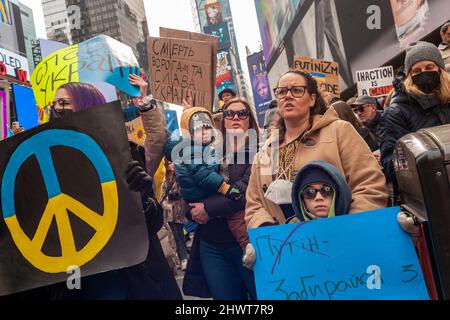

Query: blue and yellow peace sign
[[1, 129, 119, 273]]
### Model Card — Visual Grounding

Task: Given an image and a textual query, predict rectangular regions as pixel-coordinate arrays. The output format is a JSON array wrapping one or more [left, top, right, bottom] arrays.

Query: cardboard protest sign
[[294, 56, 340, 98], [123, 106, 146, 146], [148, 35, 215, 111], [249, 207, 429, 300], [11, 84, 39, 131], [356, 66, 395, 97], [31, 35, 141, 108], [0, 101, 149, 296], [159, 27, 218, 108]]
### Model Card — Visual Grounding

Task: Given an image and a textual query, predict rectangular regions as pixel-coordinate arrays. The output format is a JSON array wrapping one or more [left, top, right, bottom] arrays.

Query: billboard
[[204, 2, 223, 26], [0, 1, 25, 56], [264, 0, 449, 96], [216, 49, 233, 86], [247, 51, 272, 127], [254, 0, 304, 66], [0, 0, 12, 25], [203, 21, 231, 51], [0, 46, 29, 81]]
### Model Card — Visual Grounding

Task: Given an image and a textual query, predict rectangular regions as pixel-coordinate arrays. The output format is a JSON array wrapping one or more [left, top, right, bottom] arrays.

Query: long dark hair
[[275, 70, 328, 141], [58, 82, 107, 112], [331, 101, 362, 131]]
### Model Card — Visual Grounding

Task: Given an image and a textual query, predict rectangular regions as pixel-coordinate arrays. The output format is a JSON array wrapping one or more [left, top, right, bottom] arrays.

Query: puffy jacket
[[164, 107, 224, 202], [165, 137, 223, 202], [379, 80, 450, 182]]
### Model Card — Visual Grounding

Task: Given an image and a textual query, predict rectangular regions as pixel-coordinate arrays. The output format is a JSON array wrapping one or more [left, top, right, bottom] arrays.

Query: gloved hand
[[242, 243, 256, 270], [125, 161, 154, 199], [225, 184, 243, 202], [397, 211, 420, 238]]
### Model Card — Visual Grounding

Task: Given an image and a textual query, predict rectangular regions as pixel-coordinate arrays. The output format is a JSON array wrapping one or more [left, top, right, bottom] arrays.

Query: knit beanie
[[404, 41, 445, 74]]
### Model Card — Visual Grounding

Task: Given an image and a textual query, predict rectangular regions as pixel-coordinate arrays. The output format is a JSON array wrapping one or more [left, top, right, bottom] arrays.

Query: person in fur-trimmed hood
[[289, 161, 352, 223]]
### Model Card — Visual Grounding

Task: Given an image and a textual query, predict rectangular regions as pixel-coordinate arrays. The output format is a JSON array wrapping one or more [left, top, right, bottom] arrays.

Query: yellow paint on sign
[[5, 181, 118, 274], [31, 45, 80, 108]]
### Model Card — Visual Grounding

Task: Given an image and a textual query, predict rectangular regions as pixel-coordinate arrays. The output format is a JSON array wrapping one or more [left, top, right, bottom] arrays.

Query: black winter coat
[[182, 150, 253, 298], [379, 80, 450, 182]]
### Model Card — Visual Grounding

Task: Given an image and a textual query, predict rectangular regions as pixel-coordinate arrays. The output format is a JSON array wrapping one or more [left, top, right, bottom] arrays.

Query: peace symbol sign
[[1, 129, 119, 273]]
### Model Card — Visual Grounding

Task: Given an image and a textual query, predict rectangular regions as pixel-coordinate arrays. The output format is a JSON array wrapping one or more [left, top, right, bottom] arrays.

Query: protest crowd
[[1, 1, 450, 302]]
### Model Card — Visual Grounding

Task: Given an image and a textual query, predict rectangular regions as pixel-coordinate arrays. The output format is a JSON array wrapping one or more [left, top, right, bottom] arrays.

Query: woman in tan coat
[[245, 70, 388, 229]]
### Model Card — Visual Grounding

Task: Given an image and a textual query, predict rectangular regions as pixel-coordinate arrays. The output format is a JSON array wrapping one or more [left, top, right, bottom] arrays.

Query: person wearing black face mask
[[379, 41, 450, 189]]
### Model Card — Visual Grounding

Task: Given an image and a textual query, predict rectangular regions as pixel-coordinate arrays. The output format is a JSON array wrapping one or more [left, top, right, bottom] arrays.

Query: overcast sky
[[19, 0, 262, 79]]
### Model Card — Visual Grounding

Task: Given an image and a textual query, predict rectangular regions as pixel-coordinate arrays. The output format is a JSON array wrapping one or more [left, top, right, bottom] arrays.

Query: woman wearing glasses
[[182, 98, 258, 300], [245, 70, 388, 231]]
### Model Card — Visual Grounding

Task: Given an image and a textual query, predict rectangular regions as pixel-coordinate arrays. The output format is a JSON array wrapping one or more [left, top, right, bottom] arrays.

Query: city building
[[41, 0, 72, 44], [190, 0, 201, 33], [18, 2, 37, 73], [42, 0, 147, 64]]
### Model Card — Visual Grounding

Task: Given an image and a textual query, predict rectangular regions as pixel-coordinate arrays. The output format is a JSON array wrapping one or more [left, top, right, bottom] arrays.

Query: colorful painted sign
[[31, 35, 141, 108], [249, 207, 429, 300], [0, 102, 148, 296], [294, 56, 340, 98]]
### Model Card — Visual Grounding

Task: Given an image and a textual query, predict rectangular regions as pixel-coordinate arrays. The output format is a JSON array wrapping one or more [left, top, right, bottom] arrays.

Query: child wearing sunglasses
[[243, 161, 352, 269], [289, 160, 352, 223]]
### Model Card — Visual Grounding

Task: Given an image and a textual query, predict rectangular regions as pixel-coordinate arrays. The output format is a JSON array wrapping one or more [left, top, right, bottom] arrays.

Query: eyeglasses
[[50, 98, 72, 112], [223, 109, 249, 120], [301, 185, 334, 200], [273, 86, 307, 99]]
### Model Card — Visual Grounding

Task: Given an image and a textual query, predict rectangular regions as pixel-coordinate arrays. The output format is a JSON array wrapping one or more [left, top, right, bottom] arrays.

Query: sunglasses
[[301, 185, 334, 200], [273, 86, 307, 99], [223, 109, 249, 120], [352, 105, 369, 113]]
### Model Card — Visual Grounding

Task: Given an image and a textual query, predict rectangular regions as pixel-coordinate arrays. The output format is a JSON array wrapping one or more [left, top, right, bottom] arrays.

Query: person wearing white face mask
[[245, 70, 388, 231]]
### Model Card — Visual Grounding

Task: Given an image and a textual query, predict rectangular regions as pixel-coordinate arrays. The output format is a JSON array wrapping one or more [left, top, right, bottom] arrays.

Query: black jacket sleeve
[[379, 105, 410, 182]]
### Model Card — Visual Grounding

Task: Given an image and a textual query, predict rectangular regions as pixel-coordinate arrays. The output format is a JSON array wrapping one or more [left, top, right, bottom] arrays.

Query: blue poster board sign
[[248, 207, 429, 300], [11, 84, 39, 130]]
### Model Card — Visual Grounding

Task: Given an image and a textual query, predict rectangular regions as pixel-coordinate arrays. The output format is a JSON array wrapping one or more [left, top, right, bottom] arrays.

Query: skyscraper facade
[[42, 0, 147, 64], [18, 2, 36, 72]]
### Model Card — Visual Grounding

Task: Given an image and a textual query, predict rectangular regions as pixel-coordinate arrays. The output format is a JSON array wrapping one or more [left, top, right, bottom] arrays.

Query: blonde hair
[[404, 68, 450, 105]]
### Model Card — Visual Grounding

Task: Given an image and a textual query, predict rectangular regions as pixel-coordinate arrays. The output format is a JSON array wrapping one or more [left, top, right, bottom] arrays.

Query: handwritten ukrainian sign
[[249, 207, 429, 300], [31, 35, 141, 108]]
